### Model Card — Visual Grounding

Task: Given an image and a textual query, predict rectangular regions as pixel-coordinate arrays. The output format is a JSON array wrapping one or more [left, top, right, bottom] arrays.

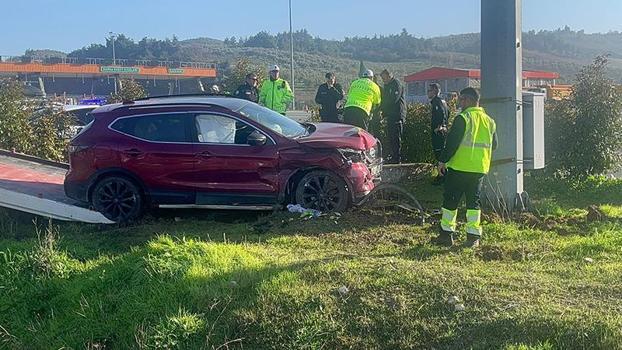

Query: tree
[[108, 79, 147, 103], [545, 56, 622, 177], [221, 58, 265, 93], [0, 79, 33, 153]]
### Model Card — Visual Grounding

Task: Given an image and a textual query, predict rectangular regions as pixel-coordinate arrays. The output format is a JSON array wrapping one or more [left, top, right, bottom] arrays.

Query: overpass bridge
[[0, 56, 218, 98]]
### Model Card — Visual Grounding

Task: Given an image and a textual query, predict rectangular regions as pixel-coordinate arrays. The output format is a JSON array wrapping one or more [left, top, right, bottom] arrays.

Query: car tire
[[295, 170, 350, 213], [91, 176, 143, 223]]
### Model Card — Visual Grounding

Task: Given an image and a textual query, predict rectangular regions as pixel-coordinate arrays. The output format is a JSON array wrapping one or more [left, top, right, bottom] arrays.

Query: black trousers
[[343, 106, 369, 130], [443, 168, 485, 210], [386, 119, 403, 164], [432, 134, 446, 162]]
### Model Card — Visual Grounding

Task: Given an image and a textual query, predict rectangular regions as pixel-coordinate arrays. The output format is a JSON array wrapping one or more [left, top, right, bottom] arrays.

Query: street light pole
[[289, 0, 296, 110], [109, 32, 117, 65], [109, 32, 118, 94]]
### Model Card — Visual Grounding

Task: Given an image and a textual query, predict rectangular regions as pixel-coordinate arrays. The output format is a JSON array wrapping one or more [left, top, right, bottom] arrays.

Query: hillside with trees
[[25, 28, 622, 102]]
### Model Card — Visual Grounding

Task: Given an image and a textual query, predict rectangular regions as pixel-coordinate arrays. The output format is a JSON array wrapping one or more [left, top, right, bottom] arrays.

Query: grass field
[[1, 172, 621, 349]]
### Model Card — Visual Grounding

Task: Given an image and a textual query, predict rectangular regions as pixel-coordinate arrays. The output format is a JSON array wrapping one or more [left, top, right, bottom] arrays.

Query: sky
[[2, 0, 622, 55]]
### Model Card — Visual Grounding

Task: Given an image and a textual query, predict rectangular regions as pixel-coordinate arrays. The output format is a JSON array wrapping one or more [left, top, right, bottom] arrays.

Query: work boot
[[431, 231, 454, 247], [464, 234, 481, 248]]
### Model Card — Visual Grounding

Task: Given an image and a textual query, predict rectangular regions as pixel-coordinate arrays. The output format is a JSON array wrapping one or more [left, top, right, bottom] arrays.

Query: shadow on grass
[[0, 237, 350, 349]]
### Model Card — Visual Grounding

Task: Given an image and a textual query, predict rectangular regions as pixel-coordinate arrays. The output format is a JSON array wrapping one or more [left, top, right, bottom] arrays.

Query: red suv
[[64, 95, 382, 222]]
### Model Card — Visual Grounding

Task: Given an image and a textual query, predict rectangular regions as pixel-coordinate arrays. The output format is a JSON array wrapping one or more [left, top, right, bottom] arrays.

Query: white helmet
[[270, 64, 280, 72], [362, 69, 374, 78]]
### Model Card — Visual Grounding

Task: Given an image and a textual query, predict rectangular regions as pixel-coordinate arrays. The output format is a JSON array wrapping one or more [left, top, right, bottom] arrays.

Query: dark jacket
[[233, 82, 259, 103], [430, 96, 449, 155], [315, 83, 344, 122], [380, 78, 406, 121]]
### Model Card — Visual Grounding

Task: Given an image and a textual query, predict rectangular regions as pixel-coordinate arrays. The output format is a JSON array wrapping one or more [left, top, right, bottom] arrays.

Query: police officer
[[380, 69, 406, 164], [428, 83, 449, 183], [434, 87, 497, 248], [315, 72, 344, 122], [259, 65, 293, 115], [343, 69, 381, 130], [233, 73, 259, 103]]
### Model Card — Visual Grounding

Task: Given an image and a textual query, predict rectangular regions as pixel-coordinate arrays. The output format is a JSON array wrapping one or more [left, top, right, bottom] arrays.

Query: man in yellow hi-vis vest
[[434, 87, 497, 248], [343, 69, 381, 130]]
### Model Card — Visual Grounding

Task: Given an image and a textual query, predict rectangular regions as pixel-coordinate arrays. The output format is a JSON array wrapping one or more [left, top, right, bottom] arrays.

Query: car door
[[110, 112, 197, 204], [191, 112, 280, 206]]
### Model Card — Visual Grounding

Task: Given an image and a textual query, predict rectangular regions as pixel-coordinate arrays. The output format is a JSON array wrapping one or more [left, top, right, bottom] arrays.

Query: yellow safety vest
[[259, 78, 293, 113], [344, 78, 381, 115], [447, 107, 496, 174]]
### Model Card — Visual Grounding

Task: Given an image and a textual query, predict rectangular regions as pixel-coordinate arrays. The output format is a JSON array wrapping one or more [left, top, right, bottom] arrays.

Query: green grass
[[1, 174, 622, 349]]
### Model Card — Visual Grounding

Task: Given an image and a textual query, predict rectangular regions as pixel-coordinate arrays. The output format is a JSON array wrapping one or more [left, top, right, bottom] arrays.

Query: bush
[[108, 78, 147, 103], [545, 56, 622, 178], [0, 79, 33, 153], [373, 100, 457, 164], [30, 105, 76, 162], [0, 78, 75, 161]]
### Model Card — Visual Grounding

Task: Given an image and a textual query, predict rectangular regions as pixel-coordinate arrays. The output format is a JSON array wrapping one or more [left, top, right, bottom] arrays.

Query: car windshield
[[231, 102, 307, 138]]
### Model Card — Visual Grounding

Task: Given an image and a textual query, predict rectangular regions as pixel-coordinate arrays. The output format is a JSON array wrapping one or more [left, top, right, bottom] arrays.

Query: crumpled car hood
[[296, 123, 377, 150]]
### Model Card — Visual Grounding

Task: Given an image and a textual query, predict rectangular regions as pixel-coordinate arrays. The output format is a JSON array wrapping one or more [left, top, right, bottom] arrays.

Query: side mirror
[[247, 130, 268, 146]]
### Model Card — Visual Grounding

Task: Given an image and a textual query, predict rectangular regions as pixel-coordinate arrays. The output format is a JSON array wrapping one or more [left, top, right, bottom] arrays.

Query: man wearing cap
[[343, 69, 382, 130], [234, 73, 259, 103], [380, 69, 406, 164], [259, 65, 293, 115], [315, 72, 344, 123]]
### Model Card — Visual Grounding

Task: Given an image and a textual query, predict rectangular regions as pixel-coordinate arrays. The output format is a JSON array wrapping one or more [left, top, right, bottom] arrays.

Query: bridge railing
[[0, 55, 216, 69]]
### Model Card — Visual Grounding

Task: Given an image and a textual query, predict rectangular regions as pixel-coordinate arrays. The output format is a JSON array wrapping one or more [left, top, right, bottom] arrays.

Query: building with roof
[[404, 67, 560, 102]]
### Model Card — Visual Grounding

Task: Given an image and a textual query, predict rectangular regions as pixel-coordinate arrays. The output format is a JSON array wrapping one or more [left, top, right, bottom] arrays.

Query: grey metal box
[[522, 91, 546, 169]]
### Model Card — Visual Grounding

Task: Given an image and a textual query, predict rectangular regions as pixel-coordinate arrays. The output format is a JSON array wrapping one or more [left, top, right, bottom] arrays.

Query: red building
[[404, 67, 559, 102]]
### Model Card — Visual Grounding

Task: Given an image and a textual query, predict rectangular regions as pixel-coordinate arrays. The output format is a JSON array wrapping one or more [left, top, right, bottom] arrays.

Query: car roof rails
[[132, 92, 234, 102]]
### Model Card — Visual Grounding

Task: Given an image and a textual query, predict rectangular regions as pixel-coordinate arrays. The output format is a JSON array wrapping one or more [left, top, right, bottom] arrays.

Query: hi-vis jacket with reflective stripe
[[446, 107, 497, 174], [344, 78, 381, 115]]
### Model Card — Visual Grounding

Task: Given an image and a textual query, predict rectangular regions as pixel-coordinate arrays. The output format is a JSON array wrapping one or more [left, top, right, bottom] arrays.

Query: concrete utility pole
[[289, 0, 296, 110], [481, 0, 524, 212]]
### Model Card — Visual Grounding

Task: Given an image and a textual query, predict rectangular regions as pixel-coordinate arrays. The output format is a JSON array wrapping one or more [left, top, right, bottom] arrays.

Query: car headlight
[[338, 148, 365, 163]]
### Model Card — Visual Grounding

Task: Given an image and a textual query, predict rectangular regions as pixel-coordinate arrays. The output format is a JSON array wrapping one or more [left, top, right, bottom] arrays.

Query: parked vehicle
[[64, 95, 382, 222]]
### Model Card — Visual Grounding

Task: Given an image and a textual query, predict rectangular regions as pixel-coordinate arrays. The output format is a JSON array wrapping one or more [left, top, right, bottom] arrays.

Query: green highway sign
[[100, 66, 140, 74]]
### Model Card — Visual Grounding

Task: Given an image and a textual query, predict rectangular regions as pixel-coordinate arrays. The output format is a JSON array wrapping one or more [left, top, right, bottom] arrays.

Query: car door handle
[[123, 148, 143, 157], [196, 151, 212, 158]]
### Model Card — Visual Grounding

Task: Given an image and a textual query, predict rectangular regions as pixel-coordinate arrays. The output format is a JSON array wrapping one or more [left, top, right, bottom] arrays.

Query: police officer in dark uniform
[[428, 83, 449, 183], [314, 72, 344, 122], [233, 73, 259, 103], [380, 69, 406, 164]]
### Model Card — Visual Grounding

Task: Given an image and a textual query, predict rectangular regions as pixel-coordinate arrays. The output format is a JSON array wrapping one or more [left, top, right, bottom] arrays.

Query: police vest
[[259, 78, 293, 113], [447, 107, 496, 174], [344, 78, 381, 115]]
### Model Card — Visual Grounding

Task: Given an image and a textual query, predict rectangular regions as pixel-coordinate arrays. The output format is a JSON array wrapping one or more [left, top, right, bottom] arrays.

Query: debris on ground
[[584, 257, 594, 264], [454, 303, 466, 312], [337, 285, 349, 296], [447, 295, 461, 305], [286, 204, 321, 219]]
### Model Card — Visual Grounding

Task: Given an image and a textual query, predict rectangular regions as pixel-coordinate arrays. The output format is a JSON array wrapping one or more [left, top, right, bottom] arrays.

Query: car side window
[[195, 114, 261, 145], [111, 114, 191, 142]]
